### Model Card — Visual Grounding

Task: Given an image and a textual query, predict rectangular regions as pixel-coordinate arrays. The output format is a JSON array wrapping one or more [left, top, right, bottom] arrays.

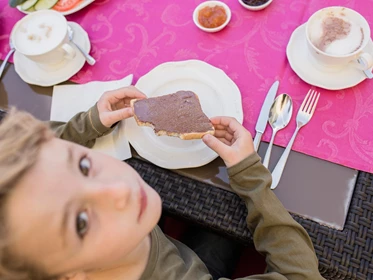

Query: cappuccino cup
[[305, 7, 373, 72], [10, 10, 76, 69]]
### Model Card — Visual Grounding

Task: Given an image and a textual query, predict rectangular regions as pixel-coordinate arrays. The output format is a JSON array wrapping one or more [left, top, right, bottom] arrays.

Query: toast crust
[[130, 93, 215, 140]]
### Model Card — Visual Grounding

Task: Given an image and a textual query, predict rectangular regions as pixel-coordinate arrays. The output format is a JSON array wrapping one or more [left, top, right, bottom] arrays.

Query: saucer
[[14, 22, 91, 87], [286, 23, 373, 90]]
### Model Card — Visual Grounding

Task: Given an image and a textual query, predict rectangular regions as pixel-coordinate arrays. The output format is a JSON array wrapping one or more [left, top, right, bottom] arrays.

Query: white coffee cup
[[305, 6, 373, 72], [10, 10, 76, 68]]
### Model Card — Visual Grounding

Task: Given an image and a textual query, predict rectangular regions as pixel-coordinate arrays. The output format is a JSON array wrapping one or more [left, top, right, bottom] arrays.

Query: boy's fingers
[[210, 116, 237, 126], [213, 130, 234, 142], [104, 87, 147, 103], [213, 124, 235, 135], [216, 137, 232, 146], [203, 134, 229, 158], [103, 108, 133, 126], [211, 116, 242, 135]]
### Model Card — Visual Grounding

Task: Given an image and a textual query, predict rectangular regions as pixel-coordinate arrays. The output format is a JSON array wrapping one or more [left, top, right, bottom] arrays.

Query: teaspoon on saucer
[[0, 40, 15, 80], [263, 94, 293, 168], [67, 25, 96, 66], [357, 57, 373, 79]]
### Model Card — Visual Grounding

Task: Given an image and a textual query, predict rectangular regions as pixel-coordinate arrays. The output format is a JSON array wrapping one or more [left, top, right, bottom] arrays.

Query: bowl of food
[[193, 1, 231, 33], [238, 0, 273, 11]]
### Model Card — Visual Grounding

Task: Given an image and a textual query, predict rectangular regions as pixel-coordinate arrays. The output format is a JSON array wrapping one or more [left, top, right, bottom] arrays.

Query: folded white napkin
[[50, 75, 133, 161]]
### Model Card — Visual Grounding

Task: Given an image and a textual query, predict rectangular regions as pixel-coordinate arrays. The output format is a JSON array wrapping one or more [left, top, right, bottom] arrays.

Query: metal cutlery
[[67, 25, 96, 66], [357, 57, 373, 79], [253, 80, 279, 151], [270, 89, 320, 190], [263, 94, 293, 168], [0, 40, 15, 80]]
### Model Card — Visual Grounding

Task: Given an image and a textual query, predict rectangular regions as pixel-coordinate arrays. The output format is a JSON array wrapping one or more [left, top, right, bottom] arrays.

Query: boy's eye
[[76, 211, 89, 239], [79, 156, 91, 176]]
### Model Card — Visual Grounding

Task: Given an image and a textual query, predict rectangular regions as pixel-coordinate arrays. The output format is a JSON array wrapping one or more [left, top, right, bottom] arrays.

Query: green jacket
[[50, 104, 114, 148], [50, 104, 324, 280]]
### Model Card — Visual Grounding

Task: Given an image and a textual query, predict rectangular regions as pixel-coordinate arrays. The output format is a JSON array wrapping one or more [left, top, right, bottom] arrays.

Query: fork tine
[[300, 89, 312, 111], [310, 91, 320, 116], [306, 90, 317, 113]]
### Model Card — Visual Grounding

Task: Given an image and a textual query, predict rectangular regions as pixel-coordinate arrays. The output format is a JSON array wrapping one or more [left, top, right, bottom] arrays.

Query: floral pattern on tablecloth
[[1, 0, 373, 172]]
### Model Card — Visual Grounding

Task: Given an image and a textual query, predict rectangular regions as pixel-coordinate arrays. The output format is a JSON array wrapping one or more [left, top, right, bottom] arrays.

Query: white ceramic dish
[[14, 22, 90, 87], [17, 0, 94, 16], [124, 60, 243, 169], [238, 0, 273, 11], [286, 23, 372, 90], [193, 1, 231, 33]]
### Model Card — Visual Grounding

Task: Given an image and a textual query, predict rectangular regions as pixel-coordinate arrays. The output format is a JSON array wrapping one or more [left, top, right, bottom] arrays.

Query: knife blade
[[253, 80, 279, 151]]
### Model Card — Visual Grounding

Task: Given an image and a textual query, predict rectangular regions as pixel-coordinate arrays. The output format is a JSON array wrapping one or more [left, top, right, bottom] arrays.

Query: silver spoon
[[0, 40, 15, 80], [357, 57, 373, 79], [67, 25, 96, 66], [263, 94, 293, 168]]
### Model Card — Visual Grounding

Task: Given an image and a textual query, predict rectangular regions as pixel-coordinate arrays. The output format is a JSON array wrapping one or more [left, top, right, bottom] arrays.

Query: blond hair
[[0, 108, 54, 280]]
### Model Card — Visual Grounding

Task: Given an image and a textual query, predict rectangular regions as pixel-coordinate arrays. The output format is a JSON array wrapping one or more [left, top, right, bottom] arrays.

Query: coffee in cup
[[305, 7, 373, 71], [11, 10, 76, 68], [308, 15, 364, 55]]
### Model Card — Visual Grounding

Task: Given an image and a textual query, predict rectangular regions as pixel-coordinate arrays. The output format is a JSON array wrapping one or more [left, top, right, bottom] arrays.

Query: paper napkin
[[50, 75, 134, 161]]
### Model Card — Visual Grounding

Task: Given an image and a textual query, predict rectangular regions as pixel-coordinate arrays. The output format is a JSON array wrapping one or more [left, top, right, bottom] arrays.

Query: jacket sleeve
[[48, 104, 116, 148], [225, 153, 324, 280]]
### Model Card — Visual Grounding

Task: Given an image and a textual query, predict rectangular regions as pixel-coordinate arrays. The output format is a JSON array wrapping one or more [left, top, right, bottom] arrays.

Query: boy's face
[[6, 138, 162, 277]]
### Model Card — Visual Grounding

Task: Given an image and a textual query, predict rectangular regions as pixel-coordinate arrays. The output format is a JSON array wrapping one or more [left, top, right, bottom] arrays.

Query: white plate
[[287, 23, 372, 90], [125, 60, 243, 169], [17, 0, 94, 16], [14, 22, 90, 87]]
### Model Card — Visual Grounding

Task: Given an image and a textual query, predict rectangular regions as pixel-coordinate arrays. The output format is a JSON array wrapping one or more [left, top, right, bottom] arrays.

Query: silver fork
[[270, 89, 320, 190]]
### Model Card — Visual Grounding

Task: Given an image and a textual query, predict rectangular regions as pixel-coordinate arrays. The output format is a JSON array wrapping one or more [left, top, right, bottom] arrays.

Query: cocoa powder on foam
[[315, 16, 364, 54], [316, 17, 351, 51]]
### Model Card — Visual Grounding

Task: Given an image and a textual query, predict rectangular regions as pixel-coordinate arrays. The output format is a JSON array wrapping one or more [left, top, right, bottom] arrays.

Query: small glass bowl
[[193, 1, 232, 33], [238, 0, 273, 11]]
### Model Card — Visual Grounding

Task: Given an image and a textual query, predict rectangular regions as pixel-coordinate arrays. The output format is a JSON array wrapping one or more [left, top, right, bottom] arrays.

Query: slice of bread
[[131, 91, 215, 140]]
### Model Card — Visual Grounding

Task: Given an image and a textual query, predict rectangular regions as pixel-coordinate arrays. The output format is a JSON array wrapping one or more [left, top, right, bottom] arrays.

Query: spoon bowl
[[263, 94, 293, 168]]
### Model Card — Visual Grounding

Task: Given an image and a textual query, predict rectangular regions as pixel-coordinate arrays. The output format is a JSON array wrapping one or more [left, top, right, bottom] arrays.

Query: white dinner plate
[[125, 60, 243, 169], [17, 0, 94, 16]]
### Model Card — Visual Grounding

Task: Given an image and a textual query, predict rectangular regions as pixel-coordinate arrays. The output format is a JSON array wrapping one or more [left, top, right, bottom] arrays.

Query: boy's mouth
[[138, 186, 148, 222]]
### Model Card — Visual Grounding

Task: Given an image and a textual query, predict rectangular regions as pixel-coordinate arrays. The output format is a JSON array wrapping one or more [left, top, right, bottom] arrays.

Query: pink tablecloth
[[1, 0, 373, 173]]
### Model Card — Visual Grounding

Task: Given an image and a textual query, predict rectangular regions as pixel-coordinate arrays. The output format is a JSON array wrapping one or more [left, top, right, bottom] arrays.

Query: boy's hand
[[203, 116, 254, 168], [97, 86, 146, 127]]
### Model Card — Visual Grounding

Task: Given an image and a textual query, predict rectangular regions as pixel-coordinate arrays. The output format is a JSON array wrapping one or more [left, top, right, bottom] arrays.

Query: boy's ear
[[58, 272, 87, 280]]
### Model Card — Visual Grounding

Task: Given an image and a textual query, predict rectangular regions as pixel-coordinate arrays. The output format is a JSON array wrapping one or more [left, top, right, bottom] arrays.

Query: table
[[1, 62, 373, 279]]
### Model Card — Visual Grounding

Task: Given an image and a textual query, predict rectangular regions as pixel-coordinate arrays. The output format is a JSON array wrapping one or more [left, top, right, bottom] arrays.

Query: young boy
[[0, 87, 324, 280]]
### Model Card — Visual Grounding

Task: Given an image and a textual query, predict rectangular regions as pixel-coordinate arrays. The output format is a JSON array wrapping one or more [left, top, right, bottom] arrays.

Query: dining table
[[1, 1, 373, 279]]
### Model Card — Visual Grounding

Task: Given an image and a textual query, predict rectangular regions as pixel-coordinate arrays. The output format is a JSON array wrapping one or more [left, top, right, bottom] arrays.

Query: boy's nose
[[89, 181, 131, 210]]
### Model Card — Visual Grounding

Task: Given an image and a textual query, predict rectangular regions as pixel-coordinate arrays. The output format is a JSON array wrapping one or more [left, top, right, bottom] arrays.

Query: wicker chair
[[127, 157, 373, 280]]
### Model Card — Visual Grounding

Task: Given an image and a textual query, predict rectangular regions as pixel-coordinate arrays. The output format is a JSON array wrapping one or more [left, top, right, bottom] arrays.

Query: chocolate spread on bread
[[133, 91, 214, 135]]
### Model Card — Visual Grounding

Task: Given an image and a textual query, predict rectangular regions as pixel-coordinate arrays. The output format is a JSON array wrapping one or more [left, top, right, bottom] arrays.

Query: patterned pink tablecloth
[[1, 0, 373, 172]]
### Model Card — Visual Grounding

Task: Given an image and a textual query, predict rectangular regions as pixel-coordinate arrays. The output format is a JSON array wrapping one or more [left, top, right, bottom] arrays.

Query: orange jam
[[198, 5, 227, 29]]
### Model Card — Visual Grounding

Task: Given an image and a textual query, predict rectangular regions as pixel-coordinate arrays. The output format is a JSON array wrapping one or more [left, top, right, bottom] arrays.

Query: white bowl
[[238, 0, 273, 11], [193, 1, 231, 33]]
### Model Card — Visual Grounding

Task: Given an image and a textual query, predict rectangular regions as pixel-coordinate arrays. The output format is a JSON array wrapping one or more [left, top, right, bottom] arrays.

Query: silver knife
[[253, 80, 279, 151]]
